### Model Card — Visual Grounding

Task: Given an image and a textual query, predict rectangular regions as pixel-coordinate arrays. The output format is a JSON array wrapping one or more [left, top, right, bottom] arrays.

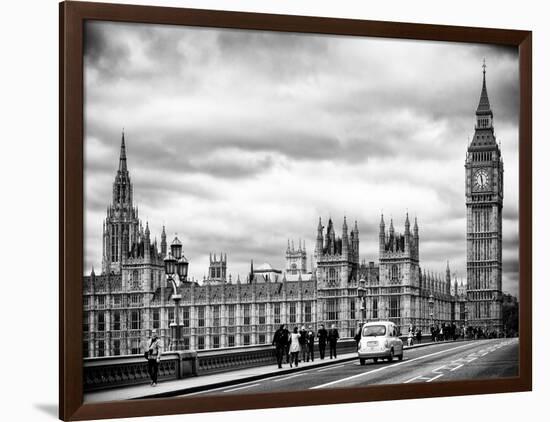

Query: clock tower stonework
[[465, 63, 504, 334]]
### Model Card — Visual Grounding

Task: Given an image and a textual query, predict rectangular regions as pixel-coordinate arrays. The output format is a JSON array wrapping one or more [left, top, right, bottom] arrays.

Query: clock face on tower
[[473, 169, 490, 191]]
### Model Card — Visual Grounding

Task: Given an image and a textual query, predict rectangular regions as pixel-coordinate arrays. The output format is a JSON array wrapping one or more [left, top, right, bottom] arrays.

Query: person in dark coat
[[306, 326, 315, 362], [317, 324, 328, 359], [416, 328, 422, 344], [354, 322, 363, 349], [299, 325, 308, 362], [272, 324, 288, 369], [328, 324, 340, 359], [146, 329, 162, 387], [282, 324, 290, 363]]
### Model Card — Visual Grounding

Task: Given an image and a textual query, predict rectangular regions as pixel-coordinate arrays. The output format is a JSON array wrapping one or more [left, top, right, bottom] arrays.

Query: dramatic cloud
[[83, 21, 520, 296]]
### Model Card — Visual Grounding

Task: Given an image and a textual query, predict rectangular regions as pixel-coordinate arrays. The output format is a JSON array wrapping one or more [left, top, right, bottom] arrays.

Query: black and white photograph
[[82, 20, 520, 403]]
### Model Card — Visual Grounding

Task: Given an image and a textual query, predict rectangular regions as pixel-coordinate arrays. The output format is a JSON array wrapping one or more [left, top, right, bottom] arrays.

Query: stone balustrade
[[83, 338, 358, 391], [84, 351, 197, 391]]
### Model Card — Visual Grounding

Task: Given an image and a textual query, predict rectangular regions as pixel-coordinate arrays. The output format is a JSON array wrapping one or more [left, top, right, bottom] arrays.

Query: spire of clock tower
[[476, 60, 492, 117], [470, 60, 497, 147]]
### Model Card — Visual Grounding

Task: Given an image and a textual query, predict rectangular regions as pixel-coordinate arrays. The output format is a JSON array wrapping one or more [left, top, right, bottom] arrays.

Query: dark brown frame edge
[[60, 1, 532, 420]]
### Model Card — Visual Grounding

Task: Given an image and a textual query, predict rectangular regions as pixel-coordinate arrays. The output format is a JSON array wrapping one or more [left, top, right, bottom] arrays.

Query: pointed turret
[[446, 261, 452, 294], [342, 217, 349, 258], [454, 277, 459, 296], [249, 259, 254, 284], [379, 214, 386, 255], [353, 220, 359, 262], [119, 130, 127, 172], [404, 212, 411, 252], [389, 218, 394, 236], [316, 217, 324, 258], [161, 225, 167, 257]]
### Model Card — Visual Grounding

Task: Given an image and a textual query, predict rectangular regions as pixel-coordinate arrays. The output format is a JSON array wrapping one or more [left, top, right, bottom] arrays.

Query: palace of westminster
[[83, 66, 505, 357]]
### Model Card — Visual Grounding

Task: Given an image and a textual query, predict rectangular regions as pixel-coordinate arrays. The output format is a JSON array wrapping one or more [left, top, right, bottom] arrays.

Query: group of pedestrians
[[430, 322, 458, 342], [272, 323, 340, 368], [406, 324, 423, 346]]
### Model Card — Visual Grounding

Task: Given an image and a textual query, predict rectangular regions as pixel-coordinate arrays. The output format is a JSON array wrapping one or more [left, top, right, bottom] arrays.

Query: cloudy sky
[[83, 21, 519, 295]]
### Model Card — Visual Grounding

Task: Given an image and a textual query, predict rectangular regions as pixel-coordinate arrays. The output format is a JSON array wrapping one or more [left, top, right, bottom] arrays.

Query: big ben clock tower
[[465, 62, 504, 334]]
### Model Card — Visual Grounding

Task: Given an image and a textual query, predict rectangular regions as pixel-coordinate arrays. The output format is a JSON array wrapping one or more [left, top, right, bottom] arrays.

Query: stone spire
[[119, 129, 127, 172], [379, 214, 386, 255], [476, 60, 492, 115], [161, 225, 167, 257], [342, 217, 349, 258]]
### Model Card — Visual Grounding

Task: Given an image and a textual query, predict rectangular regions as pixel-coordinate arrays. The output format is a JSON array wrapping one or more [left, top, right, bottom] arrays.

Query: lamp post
[[428, 294, 435, 331], [358, 279, 367, 325], [164, 235, 189, 351], [464, 307, 469, 339]]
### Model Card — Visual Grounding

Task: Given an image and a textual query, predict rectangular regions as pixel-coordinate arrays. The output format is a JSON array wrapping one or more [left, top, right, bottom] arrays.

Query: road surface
[[179, 338, 518, 397]]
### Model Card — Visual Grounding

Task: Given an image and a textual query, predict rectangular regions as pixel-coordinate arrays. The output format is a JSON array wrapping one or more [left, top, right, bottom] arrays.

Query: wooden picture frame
[[60, 1, 532, 420]]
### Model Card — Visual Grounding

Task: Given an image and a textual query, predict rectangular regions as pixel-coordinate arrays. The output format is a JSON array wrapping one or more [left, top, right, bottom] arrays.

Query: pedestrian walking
[[282, 324, 290, 363], [272, 324, 288, 369], [328, 324, 340, 359], [407, 329, 414, 346], [317, 324, 328, 359], [289, 327, 301, 367], [354, 322, 363, 349], [416, 328, 422, 344], [306, 326, 315, 362], [299, 325, 308, 362], [145, 329, 161, 387]]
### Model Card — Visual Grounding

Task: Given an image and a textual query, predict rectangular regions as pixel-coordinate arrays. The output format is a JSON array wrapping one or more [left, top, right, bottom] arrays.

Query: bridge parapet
[[84, 351, 197, 391], [83, 338, 358, 391]]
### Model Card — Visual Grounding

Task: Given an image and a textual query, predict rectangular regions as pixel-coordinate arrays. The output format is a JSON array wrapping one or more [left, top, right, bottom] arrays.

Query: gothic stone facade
[[83, 65, 503, 358]]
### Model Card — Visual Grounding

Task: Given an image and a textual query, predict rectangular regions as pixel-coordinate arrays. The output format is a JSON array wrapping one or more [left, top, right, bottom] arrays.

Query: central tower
[[465, 63, 504, 333], [101, 132, 140, 275]]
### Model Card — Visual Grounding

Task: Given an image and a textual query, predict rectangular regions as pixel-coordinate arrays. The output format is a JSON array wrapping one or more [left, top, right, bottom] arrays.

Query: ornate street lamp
[[428, 294, 435, 330], [164, 235, 189, 351], [358, 278, 367, 325]]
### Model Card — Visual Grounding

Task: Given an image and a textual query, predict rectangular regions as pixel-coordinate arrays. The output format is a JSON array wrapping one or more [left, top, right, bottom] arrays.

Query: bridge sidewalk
[[85, 351, 359, 403], [85, 338, 463, 403]]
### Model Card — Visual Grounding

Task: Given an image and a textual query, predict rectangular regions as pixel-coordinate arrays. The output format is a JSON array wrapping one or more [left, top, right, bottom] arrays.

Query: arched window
[[131, 270, 140, 289], [328, 268, 337, 286], [391, 265, 399, 283]]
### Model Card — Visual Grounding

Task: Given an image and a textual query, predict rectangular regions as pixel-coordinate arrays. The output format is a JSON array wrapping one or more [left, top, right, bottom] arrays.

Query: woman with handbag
[[146, 329, 162, 386]]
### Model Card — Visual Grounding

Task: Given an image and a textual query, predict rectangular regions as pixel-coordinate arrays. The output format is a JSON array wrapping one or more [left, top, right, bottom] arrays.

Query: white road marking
[[399, 339, 516, 384], [432, 365, 448, 373], [273, 373, 305, 382], [317, 362, 351, 372], [223, 383, 260, 393], [404, 375, 431, 383], [310, 342, 473, 389], [182, 380, 262, 397], [427, 374, 444, 382]]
